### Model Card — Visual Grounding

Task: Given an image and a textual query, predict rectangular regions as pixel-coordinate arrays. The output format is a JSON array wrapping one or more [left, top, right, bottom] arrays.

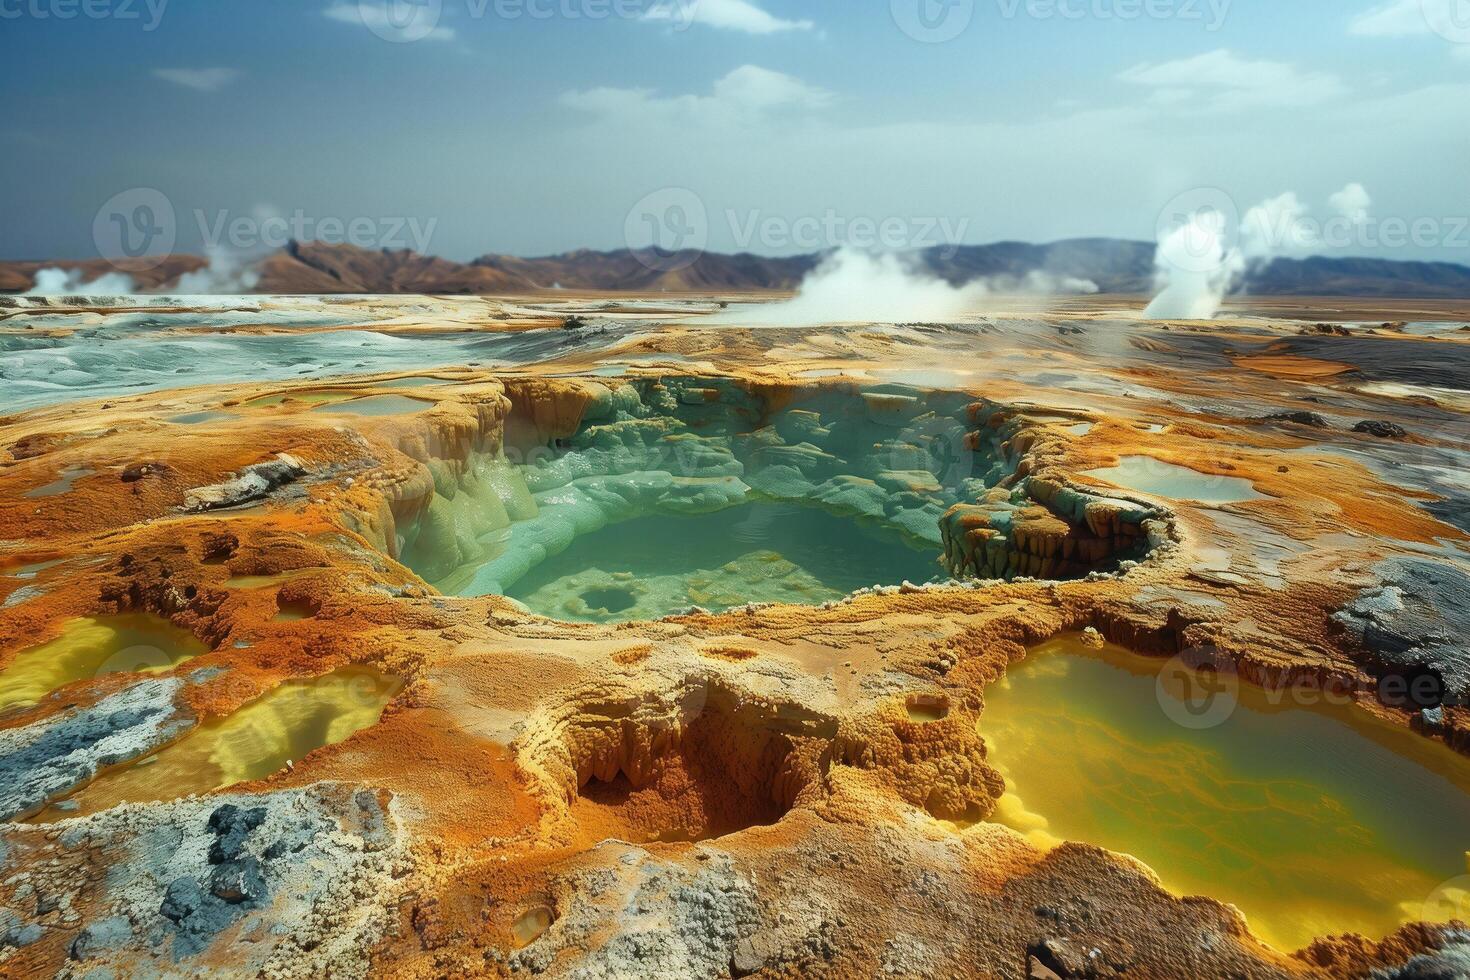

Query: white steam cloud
[[26, 268, 139, 296], [713, 248, 1096, 327], [1329, 182, 1373, 225], [1145, 182, 1372, 320], [1143, 211, 1246, 320], [26, 247, 265, 298], [172, 247, 262, 295]]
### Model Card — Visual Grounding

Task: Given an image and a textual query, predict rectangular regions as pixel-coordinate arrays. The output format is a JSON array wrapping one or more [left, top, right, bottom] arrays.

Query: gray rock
[[1372, 935, 1470, 979], [1335, 557, 1470, 700], [1, 909, 44, 949], [160, 877, 204, 923], [511, 844, 759, 978], [731, 937, 766, 976], [70, 915, 133, 960], [1, 585, 42, 609], [183, 453, 305, 512], [207, 804, 267, 864], [0, 678, 191, 821], [209, 856, 267, 904]]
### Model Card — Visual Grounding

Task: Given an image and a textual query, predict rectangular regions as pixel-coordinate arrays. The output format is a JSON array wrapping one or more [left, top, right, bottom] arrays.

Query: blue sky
[[2, 0, 1467, 262]]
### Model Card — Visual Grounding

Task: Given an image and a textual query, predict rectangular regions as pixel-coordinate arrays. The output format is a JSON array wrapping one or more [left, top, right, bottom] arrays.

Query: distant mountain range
[[5, 238, 1470, 298]]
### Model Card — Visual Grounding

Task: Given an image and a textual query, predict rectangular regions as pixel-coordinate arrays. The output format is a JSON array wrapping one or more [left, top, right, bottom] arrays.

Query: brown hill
[[0, 254, 205, 294], [5, 239, 1470, 298], [469, 248, 815, 291], [255, 240, 525, 293]]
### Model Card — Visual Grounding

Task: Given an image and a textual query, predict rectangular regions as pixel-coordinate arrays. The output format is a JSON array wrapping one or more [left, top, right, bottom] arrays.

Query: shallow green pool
[[0, 614, 209, 714], [1082, 456, 1264, 503], [504, 501, 940, 622], [982, 639, 1470, 951]]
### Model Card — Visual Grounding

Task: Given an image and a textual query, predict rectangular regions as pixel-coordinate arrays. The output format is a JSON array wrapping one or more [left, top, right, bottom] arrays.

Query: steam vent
[[3, 293, 1470, 978]]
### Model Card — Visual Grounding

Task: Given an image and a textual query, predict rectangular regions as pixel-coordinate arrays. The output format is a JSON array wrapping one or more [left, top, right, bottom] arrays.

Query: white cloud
[[1145, 88, 1194, 106], [1350, 0, 1434, 36], [323, 2, 456, 41], [152, 68, 241, 92], [643, 0, 814, 34], [561, 65, 831, 126], [1118, 49, 1345, 111], [1241, 191, 1315, 256], [1329, 182, 1373, 223], [710, 63, 830, 109], [1352, 0, 1470, 43]]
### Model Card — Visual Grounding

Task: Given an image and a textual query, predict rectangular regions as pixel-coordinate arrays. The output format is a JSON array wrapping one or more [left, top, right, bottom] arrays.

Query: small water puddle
[[1081, 456, 1265, 503], [33, 666, 400, 820], [0, 614, 209, 714], [313, 394, 434, 417], [168, 410, 237, 425], [368, 375, 458, 389], [511, 907, 554, 947], [980, 637, 1470, 950], [24, 464, 93, 499], [243, 390, 362, 409], [905, 694, 950, 723]]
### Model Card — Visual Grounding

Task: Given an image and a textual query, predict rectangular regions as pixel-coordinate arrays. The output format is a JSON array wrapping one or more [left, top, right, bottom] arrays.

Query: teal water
[[315, 394, 434, 416], [504, 502, 940, 622], [168, 410, 237, 425], [1082, 456, 1265, 503]]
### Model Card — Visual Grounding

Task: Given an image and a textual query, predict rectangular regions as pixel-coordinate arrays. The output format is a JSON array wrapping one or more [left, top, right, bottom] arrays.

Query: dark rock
[[1355, 420, 1409, 439], [208, 856, 267, 905], [1028, 955, 1065, 980], [1262, 411, 1328, 428], [1028, 937, 1085, 978], [352, 789, 387, 851], [206, 803, 268, 865], [160, 876, 204, 923], [120, 461, 171, 482], [206, 803, 267, 846], [209, 830, 249, 864], [69, 915, 133, 960]]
